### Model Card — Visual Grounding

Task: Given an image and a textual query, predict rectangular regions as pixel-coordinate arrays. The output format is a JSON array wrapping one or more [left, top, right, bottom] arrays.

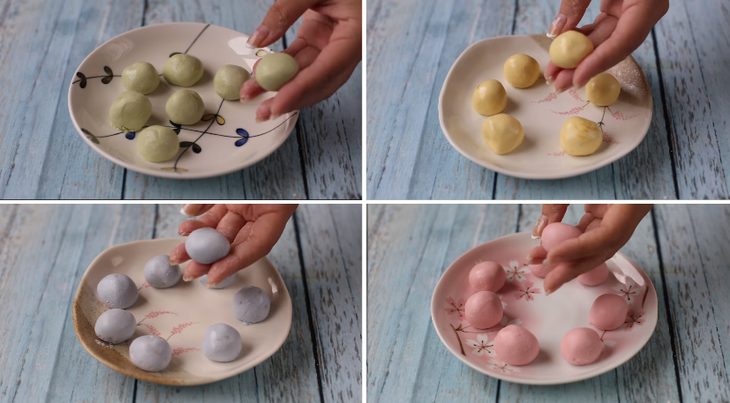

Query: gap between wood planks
[[292, 212, 325, 403]]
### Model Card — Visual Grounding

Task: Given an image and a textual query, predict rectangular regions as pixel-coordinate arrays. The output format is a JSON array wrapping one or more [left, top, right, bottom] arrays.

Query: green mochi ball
[[163, 54, 204, 87], [254, 52, 299, 91], [136, 125, 179, 162], [122, 62, 160, 94], [108, 91, 152, 132], [214, 65, 250, 100], [166, 89, 205, 125]]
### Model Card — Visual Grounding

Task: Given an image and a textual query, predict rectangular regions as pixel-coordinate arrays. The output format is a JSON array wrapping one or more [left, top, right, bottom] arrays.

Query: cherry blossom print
[[552, 101, 590, 115], [445, 296, 465, 319], [466, 334, 495, 357], [618, 284, 638, 302], [513, 280, 541, 302], [505, 261, 527, 283], [625, 312, 644, 328]]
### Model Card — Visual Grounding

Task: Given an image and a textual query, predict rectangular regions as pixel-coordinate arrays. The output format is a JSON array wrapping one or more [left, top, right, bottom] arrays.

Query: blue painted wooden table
[[0, 0, 361, 200], [0, 204, 361, 402], [367, 0, 730, 200], [368, 204, 730, 401]]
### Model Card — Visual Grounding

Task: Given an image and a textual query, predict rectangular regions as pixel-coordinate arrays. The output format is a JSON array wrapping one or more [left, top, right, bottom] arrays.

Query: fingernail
[[183, 274, 194, 282], [178, 229, 190, 236], [545, 287, 552, 295], [532, 215, 548, 238], [547, 14, 567, 38], [554, 84, 568, 93], [542, 258, 553, 265], [205, 281, 218, 289], [270, 113, 281, 120], [247, 26, 270, 47]]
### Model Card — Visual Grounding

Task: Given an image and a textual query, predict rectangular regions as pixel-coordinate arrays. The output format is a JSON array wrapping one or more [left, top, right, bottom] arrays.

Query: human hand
[[545, 0, 668, 92], [528, 204, 652, 294], [241, 0, 362, 121], [169, 204, 297, 286]]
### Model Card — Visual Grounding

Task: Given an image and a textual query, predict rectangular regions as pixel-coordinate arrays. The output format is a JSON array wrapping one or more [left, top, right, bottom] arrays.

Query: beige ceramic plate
[[68, 22, 298, 179], [439, 34, 652, 179], [73, 238, 292, 386], [431, 233, 658, 385]]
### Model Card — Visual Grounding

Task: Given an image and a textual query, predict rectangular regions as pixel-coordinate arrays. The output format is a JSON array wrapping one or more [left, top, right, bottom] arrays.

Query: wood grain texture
[[0, 204, 361, 402], [0, 0, 361, 200], [367, 204, 726, 402], [653, 1, 730, 199], [366, 0, 725, 200]]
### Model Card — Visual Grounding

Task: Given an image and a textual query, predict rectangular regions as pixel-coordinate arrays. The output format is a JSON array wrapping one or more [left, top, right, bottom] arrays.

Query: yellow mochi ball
[[549, 30, 594, 69], [503, 54, 541, 88], [585, 72, 621, 106], [472, 80, 507, 116], [560, 116, 603, 156], [481, 113, 524, 155]]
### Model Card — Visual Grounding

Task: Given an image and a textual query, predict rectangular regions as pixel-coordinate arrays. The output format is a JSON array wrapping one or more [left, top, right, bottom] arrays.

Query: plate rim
[[72, 237, 293, 386], [437, 33, 653, 180], [429, 231, 659, 385], [67, 21, 299, 180]]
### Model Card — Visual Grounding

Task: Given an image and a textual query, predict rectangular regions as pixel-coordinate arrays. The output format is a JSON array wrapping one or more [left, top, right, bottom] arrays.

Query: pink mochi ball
[[464, 291, 503, 329], [469, 261, 506, 292], [529, 263, 553, 278], [560, 327, 603, 365], [494, 324, 540, 366], [589, 293, 629, 330], [541, 223, 582, 251]]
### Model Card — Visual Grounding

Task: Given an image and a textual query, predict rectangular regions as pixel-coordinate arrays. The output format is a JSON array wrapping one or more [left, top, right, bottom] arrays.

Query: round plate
[[68, 22, 299, 179], [430, 232, 658, 385], [438, 34, 652, 179], [73, 238, 292, 386]]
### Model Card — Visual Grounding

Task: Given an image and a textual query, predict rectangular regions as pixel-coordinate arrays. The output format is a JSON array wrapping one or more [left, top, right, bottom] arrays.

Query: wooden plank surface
[[366, 0, 727, 200], [0, 204, 361, 402], [0, 0, 361, 200], [367, 204, 727, 402]]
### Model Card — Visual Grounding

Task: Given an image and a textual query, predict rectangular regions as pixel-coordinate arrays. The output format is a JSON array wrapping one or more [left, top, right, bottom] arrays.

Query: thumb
[[548, 0, 592, 38], [248, 0, 319, 47]]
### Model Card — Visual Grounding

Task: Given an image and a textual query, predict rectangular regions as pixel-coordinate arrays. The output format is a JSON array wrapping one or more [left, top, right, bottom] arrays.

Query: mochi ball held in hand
[[185, 227, 231, 264]]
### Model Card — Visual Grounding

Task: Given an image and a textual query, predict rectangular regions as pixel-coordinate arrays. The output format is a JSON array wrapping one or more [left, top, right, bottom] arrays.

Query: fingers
[[572, 10, 652, 86], [241, 36, 313, 103], [215, 211, 248, 242], [178, 205, 229, 235], [207, 209, 293, 285], [533, 204, 569, 237], [552, 69, 575, 92], [182, 261, 211, 282], [546, 226, 615, 263], [543, 254, 606, 294], [247, 0, 319, 47], [527, 245, 548, 264], [168, 242, 190, 265], [181, 204, 214, 217], [548, 0, 592, 38]]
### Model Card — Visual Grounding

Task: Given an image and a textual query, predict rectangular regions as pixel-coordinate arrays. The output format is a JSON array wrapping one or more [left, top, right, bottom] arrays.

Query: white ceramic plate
[[73, 238, 292, 386], [431, 232, 658, 385], [439, 34, 652, 179], [68, 22, 298, 179]]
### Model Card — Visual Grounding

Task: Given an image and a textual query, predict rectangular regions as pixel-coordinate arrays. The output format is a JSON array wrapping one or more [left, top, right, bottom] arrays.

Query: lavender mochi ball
[[234, 286, 271, 324], [96, 273, 138, 309], [94, 309, 136, 344], [185, 228, 231, 264], [202, 323, 242, 362], [144, 255, 181, 288], [129, 335, 172, 372]]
